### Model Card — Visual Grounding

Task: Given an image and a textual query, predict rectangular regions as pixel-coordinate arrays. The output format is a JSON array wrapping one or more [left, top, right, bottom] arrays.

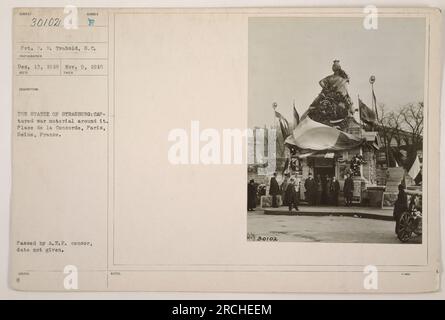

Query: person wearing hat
[[285, 177, 300, 212], [280, 173, 290, 206], [393, 184, 408, 235], [269, 172, 280, 208], [247, 179, 257, 211], [329, 176, 340, 206], [343, 173, 354, 206], [304, 173, 317, 206]]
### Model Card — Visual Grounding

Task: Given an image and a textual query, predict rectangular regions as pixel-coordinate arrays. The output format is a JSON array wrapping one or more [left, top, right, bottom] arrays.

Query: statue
[[307, 60, 354, 127], [273, 60, 365, 171]]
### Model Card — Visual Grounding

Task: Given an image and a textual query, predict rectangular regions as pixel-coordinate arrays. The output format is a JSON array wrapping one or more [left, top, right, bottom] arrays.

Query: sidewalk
[[263, 205, 394, 221]]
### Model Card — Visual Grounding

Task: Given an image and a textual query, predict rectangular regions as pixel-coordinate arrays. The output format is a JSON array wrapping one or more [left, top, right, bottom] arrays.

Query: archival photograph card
[[10, 7, 442, 292]]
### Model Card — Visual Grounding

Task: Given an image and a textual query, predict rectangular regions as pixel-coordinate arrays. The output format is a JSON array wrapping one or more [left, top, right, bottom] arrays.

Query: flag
[[408, 155, 421, 179], [275, 111, 291, 139], [358, 98, 376, 124], [284, 117, 364, 151], [282, 157, 289, 176], [292, 101, 300, 129]]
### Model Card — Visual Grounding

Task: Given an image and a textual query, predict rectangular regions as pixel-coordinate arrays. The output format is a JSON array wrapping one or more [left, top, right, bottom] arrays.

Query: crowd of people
[[247, 172, 355, 211]]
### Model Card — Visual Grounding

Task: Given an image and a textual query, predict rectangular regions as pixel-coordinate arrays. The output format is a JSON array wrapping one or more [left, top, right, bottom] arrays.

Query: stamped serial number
[[257, 236, 278, 241], [30, 17, 61, 27], [247, 232, 279, 241]]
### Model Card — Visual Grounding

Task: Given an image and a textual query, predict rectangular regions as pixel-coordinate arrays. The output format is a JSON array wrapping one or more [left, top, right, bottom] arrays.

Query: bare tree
[[400, 102, 424, 144], [376, 102, 423, 167], [399, 102, 424, 163], [386, 108, 404, 146], [375, 103, 410, 167]]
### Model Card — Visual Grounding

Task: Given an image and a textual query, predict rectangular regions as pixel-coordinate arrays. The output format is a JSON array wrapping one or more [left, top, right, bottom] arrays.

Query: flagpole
[[358, 94, 363, 139], [272, 102, 277, 129], [370, 75, 378, 122], [370, 75, 389, 167]]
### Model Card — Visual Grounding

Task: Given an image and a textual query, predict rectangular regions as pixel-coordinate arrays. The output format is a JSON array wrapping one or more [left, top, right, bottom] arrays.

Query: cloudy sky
[[248, 17, 426, 128]]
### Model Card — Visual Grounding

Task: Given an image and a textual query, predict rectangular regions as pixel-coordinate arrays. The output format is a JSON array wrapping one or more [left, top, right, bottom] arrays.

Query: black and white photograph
[[2, 4, 443, 296], [247, 17, 425, 244]]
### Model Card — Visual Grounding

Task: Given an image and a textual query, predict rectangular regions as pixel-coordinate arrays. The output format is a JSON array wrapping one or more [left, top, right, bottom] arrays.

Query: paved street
[[247, 210, 422, 244], [263, 205, 394, 220]]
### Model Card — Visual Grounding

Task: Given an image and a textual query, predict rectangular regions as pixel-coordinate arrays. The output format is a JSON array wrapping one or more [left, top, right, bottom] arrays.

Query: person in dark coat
[[393, 184, 408, 235], [269, 172, 280, 208], [329, 176, 340, 206], [315, 174, 322, 205], [285, 178, 300, 212], [304, 173, 317, 205], [321, 175, 329, 205], [247, 179, 257, 211], [343, 173, 354, 206], [280, 174, 290, 206]]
